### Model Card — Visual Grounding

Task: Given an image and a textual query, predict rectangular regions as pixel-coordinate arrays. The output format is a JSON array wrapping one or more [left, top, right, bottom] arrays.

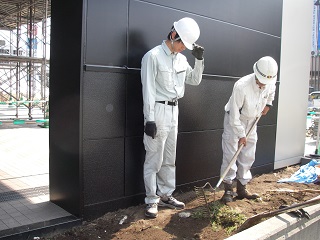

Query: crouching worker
[[220, 56, 278, 204], [140, 17, 205, 218]]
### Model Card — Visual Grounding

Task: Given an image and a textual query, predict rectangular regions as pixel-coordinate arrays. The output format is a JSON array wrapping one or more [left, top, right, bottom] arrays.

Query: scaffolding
[[0, 0, 51, 120]]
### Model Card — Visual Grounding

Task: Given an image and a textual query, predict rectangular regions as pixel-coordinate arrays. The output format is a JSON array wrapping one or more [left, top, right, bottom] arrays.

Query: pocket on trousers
[[143, 134, 158, 152], [222, 133, 237, 145]]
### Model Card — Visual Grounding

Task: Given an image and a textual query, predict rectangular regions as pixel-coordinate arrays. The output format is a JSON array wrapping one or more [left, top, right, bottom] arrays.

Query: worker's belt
[[156, 100, 178, 106]]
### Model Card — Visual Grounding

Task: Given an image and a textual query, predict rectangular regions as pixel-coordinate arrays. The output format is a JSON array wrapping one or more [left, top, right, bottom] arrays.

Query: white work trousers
[[143, 102, 179, 204], [220, 113, 258, 185]]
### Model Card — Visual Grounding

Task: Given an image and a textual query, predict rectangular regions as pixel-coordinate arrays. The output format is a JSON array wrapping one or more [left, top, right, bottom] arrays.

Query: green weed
[[210, 202, 246, 235], [192, 201, 247, 235]]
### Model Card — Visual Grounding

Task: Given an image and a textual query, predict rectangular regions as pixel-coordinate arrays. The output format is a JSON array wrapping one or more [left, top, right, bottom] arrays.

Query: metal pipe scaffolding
[[0, 0, 50, 120]]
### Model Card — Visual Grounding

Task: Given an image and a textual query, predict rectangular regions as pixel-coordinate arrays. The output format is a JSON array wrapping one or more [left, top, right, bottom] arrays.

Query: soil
[[42, 164, 320, 240]]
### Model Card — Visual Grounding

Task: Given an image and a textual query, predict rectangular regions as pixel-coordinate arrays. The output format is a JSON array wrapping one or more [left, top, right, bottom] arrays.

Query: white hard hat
[[253, 56, 278, 84], [173, 17, 200, 50]]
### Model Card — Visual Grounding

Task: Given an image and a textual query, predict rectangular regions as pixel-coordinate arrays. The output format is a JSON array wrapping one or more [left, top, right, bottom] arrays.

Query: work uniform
[[221, 73, 276, 185], [141, 41, 204, 204]]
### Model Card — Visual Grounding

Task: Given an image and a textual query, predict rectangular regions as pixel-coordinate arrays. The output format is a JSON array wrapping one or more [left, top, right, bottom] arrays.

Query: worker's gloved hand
[[192, 44, 204, 60], [145, 121, 157, 139]]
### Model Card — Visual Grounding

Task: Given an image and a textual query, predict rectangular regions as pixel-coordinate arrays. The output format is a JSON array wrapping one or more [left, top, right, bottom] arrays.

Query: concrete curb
[[226, 201, 320, 240]]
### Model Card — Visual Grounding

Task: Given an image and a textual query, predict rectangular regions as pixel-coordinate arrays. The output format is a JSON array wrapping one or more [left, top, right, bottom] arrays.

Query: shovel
[[267, 189, 320, 194], [216, 113, 262, 190], [194, 113, 262, 217], [236, 195, 320, 233]]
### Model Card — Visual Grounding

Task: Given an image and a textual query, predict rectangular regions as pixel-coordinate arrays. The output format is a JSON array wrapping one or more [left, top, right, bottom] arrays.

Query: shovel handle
[[216, 113, 262, 189], [237, 195, 320, 233]]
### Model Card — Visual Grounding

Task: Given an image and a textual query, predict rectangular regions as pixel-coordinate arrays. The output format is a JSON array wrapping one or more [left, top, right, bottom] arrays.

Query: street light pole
[[315, 0, 320, 91]]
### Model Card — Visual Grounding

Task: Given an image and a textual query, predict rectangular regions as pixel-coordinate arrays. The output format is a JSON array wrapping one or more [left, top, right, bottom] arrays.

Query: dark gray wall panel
[[129, 1, 281, 77], [128, 1, 176, 68], [84, 194, 144, 220], [258, 82, 279, 126], [50, 0, 83, 217], [254, 125, 277, 167], [176, 130, 223, 184], [251, 163, 274, 178], [137, 0, 282, 36], [178, 77, 235, 132], [83, 71, 126, 139], [126, 73, 144, 137], [85, 0, 128, 66], [83, 138, 124, 205], [125, 136, 145, 196], [128, 31, 150, 70], [197, 18, 281, 77]]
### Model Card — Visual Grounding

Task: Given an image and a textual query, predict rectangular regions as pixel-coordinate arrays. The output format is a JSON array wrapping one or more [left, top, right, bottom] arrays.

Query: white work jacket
[[224, 73, 276, 138], [141, 41, 204, 122]]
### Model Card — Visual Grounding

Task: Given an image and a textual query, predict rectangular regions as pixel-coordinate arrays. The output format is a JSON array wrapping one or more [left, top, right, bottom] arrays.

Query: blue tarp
[[277, 159, 320, 184]]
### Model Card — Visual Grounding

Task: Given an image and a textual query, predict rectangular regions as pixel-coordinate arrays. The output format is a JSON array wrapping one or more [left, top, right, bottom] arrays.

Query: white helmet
[[173, 17, 200, 50], [253, 56, 278, 84]]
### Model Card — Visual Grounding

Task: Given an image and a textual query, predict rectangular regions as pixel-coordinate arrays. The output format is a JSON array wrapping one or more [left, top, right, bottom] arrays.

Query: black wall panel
[[126, 73, 144, 137], [85, 0, 128, 66], [197, 18, 281, 76], [258, 83, 279, 126], [176, 130, 223, 185], [179, 77, 235, 132], [249, 125, 278, 177], [140, 0, 281, 36], [49, 1, 83, 216], [254, 125, 277, 167], [129, 0, 281, 76], [83, 138, 124, 205], [125, 136, 145, 196], [83, 71, 126, 139], [50, 0, 283, 219]]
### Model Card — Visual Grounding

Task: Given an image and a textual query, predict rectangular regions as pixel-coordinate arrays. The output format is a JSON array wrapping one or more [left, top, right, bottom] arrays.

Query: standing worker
[[220, 56, 278, 204], [141, 17, 205, 218]]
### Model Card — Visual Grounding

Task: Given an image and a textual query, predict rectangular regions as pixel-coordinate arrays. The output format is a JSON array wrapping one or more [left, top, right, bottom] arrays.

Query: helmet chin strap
[[170, 35, 176, 53], [170, 30, 180, 54]]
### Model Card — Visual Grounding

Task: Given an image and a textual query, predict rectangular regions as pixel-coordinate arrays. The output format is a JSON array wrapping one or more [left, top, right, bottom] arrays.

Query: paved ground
[[0, 122, 72, 238]]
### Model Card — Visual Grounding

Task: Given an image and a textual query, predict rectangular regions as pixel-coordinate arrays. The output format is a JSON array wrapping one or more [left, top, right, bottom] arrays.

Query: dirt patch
[[42, 164, 320, 240]]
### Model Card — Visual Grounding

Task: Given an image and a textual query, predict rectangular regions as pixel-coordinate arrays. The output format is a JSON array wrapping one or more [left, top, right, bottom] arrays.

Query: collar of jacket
[[162, 40, 177, 56]]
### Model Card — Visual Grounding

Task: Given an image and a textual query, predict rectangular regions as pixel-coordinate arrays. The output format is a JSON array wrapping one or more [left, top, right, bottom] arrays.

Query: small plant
[[209, 201, 247, 235], [209, 201, 225, 221], [192, 207, 210, 219], [192, 200, 247, 235]]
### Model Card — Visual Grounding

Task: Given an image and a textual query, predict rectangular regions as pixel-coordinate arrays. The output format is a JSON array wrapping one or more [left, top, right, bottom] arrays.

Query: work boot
[[221, 182, 234, 204], [236, 180, 259, 200]]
